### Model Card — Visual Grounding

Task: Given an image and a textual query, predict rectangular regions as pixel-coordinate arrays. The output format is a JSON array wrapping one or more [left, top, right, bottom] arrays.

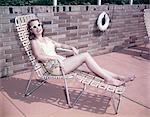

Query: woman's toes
[[106, 79, 125, 86], [126, 75, 136, 82], [130, 75, 136, 81]]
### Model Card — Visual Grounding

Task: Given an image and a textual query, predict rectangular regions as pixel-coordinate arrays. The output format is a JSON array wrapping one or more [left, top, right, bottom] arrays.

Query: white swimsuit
[[36, 39, 65, 61], [36, 38, 65, 75]]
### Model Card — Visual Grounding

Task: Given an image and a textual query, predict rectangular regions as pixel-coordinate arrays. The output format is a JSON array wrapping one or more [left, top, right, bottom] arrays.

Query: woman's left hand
[[71, 47, 79, 55]]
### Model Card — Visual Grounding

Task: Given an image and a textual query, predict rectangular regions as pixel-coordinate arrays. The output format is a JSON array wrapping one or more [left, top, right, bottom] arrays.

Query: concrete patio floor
[[0, 47, 150, 117]]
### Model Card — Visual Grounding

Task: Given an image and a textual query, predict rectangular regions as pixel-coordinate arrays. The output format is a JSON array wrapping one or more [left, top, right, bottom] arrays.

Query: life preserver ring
[[97, 11, 110, 31]]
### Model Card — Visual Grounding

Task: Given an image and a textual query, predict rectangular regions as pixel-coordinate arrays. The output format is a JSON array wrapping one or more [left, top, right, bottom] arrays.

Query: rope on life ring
[[97, 11, 110, 31]]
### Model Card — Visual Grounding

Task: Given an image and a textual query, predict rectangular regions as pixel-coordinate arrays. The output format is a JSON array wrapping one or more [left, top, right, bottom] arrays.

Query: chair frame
[[15, 14, 126, 114]]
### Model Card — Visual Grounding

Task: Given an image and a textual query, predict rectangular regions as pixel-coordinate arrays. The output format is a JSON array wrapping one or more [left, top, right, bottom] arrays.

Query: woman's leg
[[77, 64, 124, 78], [76, 63, 134, 81], [101, 68, 135, 81], [77, 63, 124, 78], [77, 63, 93, 73], [62, 52, 125, 86]]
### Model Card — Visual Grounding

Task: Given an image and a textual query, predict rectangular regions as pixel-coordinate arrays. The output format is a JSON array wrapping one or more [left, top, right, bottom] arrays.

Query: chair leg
[[111, 93, 122, 114], [61, 68, 87, 108], [61, 69, 72, 107], [24, 69, 34, 96], [24, 69, 46, 96], [71, 83, 86, 107]]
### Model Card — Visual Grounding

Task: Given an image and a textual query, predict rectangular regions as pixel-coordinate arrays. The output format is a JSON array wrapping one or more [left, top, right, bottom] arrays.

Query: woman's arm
[[50, 39, 79, 55], [46, 37, 73, 49], [53, 40, 72, 50]]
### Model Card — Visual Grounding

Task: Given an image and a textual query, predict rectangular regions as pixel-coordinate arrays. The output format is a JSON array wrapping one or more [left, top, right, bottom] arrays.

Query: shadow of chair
[[113, 43, 150, 60], [1, 77, 113, 114]]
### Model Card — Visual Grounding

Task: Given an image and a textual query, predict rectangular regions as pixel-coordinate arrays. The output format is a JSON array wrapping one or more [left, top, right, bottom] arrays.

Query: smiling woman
[[27, 18, 136, 86]]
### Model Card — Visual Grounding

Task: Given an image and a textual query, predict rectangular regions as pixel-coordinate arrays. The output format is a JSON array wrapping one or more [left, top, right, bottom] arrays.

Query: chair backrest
[[15, 14, 47, 79], [144, 9, 150, 39]]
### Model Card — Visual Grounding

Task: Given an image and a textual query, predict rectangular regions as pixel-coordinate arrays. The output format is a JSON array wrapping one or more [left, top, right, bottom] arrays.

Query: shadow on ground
[[1, 77, 112, 114], [113, 45, 150, 60]]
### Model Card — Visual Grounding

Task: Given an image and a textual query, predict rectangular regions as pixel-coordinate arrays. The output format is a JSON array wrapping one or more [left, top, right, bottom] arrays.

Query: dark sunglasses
[[30, 23, 42, 29]]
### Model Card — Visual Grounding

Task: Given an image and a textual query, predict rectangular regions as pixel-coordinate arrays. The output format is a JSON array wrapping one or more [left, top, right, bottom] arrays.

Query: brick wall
[[0, 5, 150, 78]]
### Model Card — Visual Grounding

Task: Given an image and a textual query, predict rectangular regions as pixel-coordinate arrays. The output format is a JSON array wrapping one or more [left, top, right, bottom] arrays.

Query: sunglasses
[[30, 23, 42, 29]]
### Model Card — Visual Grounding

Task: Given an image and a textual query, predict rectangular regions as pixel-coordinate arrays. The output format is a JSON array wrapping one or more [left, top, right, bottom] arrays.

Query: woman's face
[[29, 20, 43, 36]]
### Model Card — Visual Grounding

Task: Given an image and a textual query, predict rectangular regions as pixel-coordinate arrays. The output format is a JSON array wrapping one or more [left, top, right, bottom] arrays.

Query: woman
[[27, 19, 135, 86]]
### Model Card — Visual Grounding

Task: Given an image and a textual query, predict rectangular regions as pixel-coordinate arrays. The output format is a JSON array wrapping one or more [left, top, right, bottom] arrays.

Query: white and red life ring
[[97, 11, 110, 31]]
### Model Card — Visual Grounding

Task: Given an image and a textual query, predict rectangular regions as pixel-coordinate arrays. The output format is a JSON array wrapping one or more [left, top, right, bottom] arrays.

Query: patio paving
[[0, 46, 150, 117]]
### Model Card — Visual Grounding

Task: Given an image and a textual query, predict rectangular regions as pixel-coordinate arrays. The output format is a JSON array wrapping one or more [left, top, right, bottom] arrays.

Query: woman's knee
[[81, 52, 91, 59]]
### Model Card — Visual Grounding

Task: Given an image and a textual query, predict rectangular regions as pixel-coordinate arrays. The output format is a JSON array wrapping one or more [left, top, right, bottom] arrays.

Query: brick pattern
[[0, 5, 150, 78]]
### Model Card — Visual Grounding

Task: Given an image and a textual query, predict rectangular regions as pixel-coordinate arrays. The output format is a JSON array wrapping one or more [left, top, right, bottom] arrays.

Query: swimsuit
[[36, 38, 65, 75]]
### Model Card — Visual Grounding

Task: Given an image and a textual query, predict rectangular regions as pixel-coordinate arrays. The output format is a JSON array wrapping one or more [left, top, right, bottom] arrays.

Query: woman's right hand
[[56, 59, 64, 69], [71, 47, 79, 55]]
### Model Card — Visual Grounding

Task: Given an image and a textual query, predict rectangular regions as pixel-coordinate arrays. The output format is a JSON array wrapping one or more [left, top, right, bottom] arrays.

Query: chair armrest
[[56, 48, 72, 52], [56, 48, 74, 57]]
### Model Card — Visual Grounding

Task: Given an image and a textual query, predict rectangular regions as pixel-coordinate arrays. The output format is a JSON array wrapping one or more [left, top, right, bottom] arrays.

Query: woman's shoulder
[[30, 39, 39, 44], [44, 36, 52, 40], [44, 37, 55, 43]]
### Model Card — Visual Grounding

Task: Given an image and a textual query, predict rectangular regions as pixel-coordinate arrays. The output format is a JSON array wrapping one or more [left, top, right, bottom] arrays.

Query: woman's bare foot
[[127, 75, 136, 81], [116, 75, 136, 82], [106, 78, 125, 86]]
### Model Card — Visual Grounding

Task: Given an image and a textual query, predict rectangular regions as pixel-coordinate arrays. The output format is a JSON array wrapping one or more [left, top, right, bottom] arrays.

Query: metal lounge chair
[[15, 14, 126, 114]]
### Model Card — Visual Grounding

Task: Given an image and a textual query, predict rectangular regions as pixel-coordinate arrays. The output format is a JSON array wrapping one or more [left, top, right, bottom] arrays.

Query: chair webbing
[[15, 14, 47, 78], [75, 71, 125, 94]]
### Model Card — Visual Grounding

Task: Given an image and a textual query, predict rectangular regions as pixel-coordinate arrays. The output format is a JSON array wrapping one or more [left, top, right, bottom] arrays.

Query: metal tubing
[[24, 69, 47, 96], [130, 0, 133, 5], [116, 94, 121, 114], [24, 69, 34, 96], [72, 84, 86, 107], [53, 0, 57, 6], [98, 0, 101, 5], [61, 68, 71, 107], [111, 93, 119, 114], [25, 80, 46, 96], [111, 93, 122, 114]]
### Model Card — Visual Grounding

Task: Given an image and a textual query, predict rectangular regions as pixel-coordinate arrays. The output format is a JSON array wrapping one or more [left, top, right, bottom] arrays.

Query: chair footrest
[[75, 72, 126, 94]]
